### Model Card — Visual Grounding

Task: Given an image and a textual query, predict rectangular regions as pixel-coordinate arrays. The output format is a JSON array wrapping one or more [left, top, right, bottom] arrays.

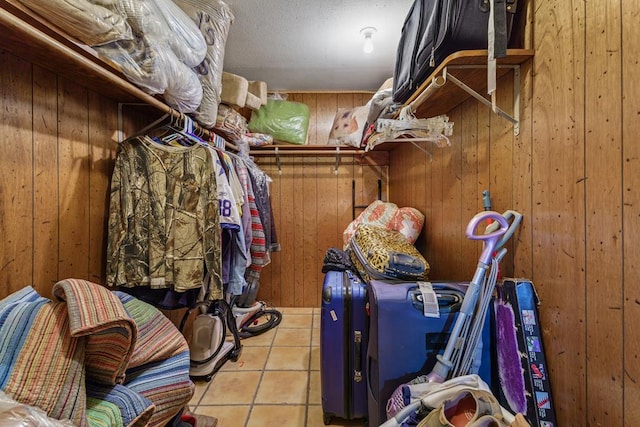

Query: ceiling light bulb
[[363, 35, 374, 53], [360, 27, 377, 54]]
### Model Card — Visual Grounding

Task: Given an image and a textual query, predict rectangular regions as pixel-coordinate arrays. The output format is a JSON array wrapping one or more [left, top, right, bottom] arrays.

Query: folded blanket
[[0, 280, 193, 427], [53, 278, 137, 385]]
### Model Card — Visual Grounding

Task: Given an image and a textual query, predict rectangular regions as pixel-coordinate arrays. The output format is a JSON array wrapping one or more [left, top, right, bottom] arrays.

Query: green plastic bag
[[248, 99, 310, 145]]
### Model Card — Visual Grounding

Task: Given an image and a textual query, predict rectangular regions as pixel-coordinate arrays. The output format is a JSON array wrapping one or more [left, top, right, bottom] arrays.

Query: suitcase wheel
[[322, 412, 331, 425]]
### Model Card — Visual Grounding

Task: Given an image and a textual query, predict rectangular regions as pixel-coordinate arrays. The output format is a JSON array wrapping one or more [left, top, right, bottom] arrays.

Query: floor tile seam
[[304, 315, 316, 427], [195, 403, 252, 406], [244, 338, 275, 427], [250, 402, 309, 406], [190, 379, 212, 410]]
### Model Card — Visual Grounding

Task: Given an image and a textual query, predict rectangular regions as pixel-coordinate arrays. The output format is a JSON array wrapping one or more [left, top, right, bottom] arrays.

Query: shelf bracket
[[444, 65, 521, 136], [275, 147, 282, 175], [409, 140, 433, 161]]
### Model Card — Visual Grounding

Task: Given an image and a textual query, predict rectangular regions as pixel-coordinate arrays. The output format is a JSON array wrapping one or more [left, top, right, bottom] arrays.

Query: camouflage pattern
[[107, 136, 222, 300]]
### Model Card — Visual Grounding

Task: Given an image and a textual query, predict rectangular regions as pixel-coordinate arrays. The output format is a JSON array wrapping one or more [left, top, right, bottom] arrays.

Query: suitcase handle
[[354, 330, 363, 382]]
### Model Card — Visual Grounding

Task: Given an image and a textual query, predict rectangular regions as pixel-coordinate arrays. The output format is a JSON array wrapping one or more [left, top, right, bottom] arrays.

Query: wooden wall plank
[[303, 93, 317, 145], [57, 78, 90, 281], [302, 155, 319, 306], [88, 91, 117, 286], [260, 158, 280, 304], [585, 1, 624, 424], [292, 154, 305, 306], [32, 65, 59, 297], [440, 106, 463, 278], [336, 160, 354, 248], [459, 99, 481, 279], [336, 93, 355, 110], [488, 73, 515, 276], [316, 93, 337, 145], [428, 140, 445, 279], [531, 1, 587, 424], [0, 52, 33, 295], [512, 59, 534, 278], [315, 156, 339, 300], [275, 157, 296, 308], [622, 0, 640, 422], [407, 143, 429, 267]]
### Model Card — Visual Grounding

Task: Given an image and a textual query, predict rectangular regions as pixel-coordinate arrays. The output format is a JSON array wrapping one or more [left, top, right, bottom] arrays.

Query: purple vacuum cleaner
[[382, 209, 523, 426]]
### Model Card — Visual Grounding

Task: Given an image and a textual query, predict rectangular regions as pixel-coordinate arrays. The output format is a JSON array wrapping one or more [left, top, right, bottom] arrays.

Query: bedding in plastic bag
[[174, 0, 235, 128], [15, 0, 132, 46], [248, 99, 310, 145], [151, 0, 207, 67], [243, 132, 273, 147], [0, 391, 75, 427], [214, 104, 248, 143], [95, 36, 202, 112], [93, 0, 204, 112]]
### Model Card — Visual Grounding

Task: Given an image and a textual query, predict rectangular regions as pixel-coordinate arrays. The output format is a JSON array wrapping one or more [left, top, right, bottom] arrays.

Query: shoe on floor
[[417, 389, 508, 427]]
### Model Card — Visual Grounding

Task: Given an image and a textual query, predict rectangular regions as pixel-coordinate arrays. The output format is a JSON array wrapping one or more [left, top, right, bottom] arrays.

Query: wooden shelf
[[251, 49, 534, 155], [404, 49, 534, 121], [250, 144, 365, 156], [0, 0, 236, 148], [0, 0, 159, 104]]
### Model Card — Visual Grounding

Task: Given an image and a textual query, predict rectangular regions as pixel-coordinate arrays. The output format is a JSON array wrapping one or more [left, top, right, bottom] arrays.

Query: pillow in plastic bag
[[96, 36, 202, 112], [146, 0, 207, 68], [95, 36, 167, 95], [248, 99, 310, 145], [174, 0, 235, 128], [93, 0, 204, 112]]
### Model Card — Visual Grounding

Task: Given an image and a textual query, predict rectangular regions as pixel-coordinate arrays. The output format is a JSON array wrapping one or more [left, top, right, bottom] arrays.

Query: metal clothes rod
[[405, 75, 446, 114], [250, 149, 365, 156]]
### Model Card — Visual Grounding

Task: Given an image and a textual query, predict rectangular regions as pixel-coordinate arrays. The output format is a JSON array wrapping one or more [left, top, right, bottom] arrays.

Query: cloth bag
[[348, 224, 429, 282]]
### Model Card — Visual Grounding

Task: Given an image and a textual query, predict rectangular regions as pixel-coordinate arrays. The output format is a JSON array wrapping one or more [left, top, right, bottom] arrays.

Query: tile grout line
[[303, 308, 316, 426], [244, 324, 277, 427]]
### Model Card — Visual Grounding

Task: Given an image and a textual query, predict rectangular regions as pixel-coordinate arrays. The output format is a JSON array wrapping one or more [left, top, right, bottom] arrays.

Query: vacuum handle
[[485, 210, 523, 251], [466, 211, 509, 264]]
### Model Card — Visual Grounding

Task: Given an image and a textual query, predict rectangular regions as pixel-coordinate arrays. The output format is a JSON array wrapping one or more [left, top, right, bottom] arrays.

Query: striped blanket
[[0, 279, 194, 426]]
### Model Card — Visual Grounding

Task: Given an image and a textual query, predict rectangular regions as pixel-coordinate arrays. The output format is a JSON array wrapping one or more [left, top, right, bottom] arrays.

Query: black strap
[[493, 0, 508, 58]]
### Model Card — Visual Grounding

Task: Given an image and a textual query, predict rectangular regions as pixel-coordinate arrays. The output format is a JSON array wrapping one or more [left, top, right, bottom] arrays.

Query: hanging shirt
[[210, 147, 247, 295], [211, 149, 242, 229], [246, 159, 280, 254], [231, 156, 254, 261], [107, 136, 223, 300]]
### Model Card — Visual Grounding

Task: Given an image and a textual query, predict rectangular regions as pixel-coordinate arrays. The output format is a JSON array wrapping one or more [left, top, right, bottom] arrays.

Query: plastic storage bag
[[15, 0, 132, 46], [0, 391, 75, 427], [93, 0, 204, 112], [174, 0, 235, 128], [248, 99, 310, 145]]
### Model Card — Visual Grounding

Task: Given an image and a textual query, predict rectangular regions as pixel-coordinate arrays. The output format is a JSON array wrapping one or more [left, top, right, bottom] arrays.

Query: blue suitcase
[[320, 270, 368, 425], [367, 280, 493, 427]]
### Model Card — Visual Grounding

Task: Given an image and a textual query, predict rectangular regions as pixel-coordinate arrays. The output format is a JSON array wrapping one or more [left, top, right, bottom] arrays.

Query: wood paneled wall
[[3, 1, 640, 422], [0, 50, 157, 300], [389, 0, 640, 425], [0, 51, 119, 299], [254, 92, 389, 307]]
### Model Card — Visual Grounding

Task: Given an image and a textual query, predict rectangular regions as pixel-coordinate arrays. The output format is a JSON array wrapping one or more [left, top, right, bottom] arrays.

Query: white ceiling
[[221, 0, 414, 92]]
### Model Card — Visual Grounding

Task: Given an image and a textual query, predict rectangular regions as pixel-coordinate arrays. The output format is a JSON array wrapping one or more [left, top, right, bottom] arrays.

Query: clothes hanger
[[157, 112, 204, 147]]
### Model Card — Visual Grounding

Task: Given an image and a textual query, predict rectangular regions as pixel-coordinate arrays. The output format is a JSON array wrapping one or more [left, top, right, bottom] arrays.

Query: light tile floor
[[188, 307, 364, 427]]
